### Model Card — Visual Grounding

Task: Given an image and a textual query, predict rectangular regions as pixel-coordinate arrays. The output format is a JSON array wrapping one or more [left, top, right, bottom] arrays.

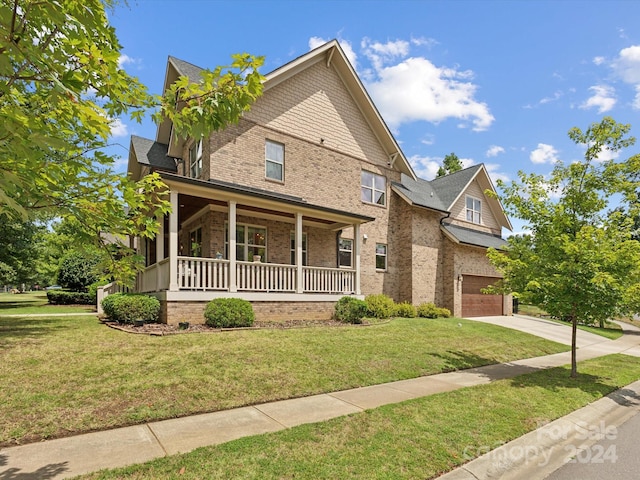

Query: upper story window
[[466, 195, 482, 224], [338, 238, 353, 268], [189, 139, 202, 178], [375, 243, 387, 271], [361, 171, 386, 206], [265, 140, 284, 182]]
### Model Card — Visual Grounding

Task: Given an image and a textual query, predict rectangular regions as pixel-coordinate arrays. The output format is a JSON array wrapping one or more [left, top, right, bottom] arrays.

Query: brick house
[[126, 40, 512, 324]]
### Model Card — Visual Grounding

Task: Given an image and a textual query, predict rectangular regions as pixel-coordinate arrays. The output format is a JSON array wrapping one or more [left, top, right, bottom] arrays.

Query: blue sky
[[108, 0, 640, 233]]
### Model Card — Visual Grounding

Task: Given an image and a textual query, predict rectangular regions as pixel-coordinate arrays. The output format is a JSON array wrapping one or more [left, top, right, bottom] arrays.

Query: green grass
[[0, 291, 95, 314], [79, 354, 640, 480], [0, 314, 568, 446], [518, 304, 624, 340]]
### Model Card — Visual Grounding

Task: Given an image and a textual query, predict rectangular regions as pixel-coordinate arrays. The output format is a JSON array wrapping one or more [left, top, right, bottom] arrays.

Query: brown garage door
[[462, 276, 503, 317]]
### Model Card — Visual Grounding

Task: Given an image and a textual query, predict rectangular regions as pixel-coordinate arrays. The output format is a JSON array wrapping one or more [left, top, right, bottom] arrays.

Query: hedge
[[204, 298, 255, 328], [47, 290, 94, 305], [101, 293, 160, 323]]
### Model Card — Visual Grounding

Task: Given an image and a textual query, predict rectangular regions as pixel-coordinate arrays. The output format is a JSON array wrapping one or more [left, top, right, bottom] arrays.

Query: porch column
[[228, 200, 237, 292], [354, 223, 361, 295], [168, 191, 179, 291], [156, 214, 165, 291], [296, 212, 303, 293]]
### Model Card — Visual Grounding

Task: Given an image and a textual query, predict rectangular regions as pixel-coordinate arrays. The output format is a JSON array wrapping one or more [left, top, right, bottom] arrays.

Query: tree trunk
[[570, 305, 578, 378]]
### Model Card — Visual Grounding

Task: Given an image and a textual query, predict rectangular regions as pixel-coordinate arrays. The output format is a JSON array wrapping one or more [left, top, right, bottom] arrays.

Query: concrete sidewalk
[[2, 319, 640, 479]]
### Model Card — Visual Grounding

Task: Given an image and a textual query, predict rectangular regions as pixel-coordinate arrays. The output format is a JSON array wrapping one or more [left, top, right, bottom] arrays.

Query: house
[[125, 40, 512, 324]]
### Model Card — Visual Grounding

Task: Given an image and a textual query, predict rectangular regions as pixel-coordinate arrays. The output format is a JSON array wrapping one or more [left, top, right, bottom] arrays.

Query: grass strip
[[0, 315, 567, 445], [80, 354, 640, 479], [0, 292, 94, 315]]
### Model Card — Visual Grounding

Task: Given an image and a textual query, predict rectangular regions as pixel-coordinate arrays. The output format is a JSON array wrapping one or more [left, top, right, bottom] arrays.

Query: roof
[[167, 56, 204, 84], [441, 224, 507, 249], [392, 164, 512, 230], [130, 136, 177, 172]]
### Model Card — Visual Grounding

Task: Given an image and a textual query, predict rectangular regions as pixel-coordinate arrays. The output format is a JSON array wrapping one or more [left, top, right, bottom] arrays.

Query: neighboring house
[[126, 40, 512, 324]]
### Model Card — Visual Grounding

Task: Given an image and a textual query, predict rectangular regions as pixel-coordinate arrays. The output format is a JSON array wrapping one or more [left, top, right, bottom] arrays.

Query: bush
[[394, 301, 417, 318], [46, 290, 94, 305], [417, 302, 451, 319], [365, 294, 396, 319], [334, 296, 368, 324], [101, 293, 160, 323], [57, 250, 102, 292], [204, 298, 254, 328]]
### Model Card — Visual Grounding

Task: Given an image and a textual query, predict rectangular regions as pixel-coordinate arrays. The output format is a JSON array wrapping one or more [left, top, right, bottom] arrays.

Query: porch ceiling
[[163, 173, 374, 230]]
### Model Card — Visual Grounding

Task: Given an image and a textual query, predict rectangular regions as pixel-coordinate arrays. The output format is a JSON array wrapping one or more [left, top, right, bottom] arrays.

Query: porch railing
[[138, 257, 356, 294]]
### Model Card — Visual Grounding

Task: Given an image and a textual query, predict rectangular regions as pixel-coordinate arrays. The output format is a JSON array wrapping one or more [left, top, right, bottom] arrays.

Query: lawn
[[80, 354, 640, 479], [0, 291, 95, 314], [0, 314, 568, 446]]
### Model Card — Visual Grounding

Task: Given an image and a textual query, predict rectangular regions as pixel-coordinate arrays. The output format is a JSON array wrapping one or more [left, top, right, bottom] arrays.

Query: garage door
[[461, 276, 503, 317]]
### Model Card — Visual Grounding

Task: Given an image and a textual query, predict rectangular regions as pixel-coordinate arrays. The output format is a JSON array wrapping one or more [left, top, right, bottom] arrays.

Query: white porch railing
[[303, 266, 355, 294], [96, 281, 130, 314], [137, 257, 356, 294]]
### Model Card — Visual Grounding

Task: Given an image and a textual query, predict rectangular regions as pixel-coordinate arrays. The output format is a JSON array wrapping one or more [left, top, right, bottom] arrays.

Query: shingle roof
[[130, 135, 176, 172], [168, 56, 204, 83], [429, 164, 483, 209], [392, 175, 449, 212], [442, 224, 507, 249]]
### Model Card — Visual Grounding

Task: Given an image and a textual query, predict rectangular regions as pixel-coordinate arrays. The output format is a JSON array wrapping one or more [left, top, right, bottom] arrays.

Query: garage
[[461, 275, 503, 317]]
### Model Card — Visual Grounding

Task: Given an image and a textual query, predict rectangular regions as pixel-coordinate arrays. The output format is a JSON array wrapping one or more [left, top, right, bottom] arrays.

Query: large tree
[[436, 152, 463, 177], [0, 1, 264, 285], [488, 117, 640, 377]]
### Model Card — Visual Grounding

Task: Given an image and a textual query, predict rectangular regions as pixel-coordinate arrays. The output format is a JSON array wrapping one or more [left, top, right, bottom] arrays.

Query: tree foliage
[[0, 1, 264, 286], [437, 152, 463, 177], [488, 117, 640, 377]]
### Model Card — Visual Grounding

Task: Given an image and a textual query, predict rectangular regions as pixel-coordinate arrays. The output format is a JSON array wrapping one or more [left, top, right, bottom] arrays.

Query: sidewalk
[[2, 317, 640, 479]]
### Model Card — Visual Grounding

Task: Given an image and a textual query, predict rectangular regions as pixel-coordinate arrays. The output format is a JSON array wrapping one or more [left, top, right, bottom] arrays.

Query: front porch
[[135, 173, 373, 323]]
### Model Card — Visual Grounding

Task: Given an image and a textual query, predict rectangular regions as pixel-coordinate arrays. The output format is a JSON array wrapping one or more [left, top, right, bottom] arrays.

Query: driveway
[[465, 315, 609, 347]]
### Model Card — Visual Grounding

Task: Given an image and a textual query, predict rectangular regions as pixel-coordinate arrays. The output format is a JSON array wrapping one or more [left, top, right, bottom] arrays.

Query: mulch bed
[[102, 318, 379, 335]]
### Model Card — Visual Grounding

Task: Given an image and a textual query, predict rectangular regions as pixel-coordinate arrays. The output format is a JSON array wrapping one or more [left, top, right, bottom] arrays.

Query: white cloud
[[110, 118, 128, 138], [366, 57, 494, 131], [540, 90, 563, 104], [118, 54, 139, 68], [530, 143, 559, 164], [408, 155, 441, 180], [410, 37, 438, 48], [634, 85, 640, 110], [593, 56, 606, 66], [484, 163, 510, 184], [420, 134, 436, 146], [309, 36, 358, 69], [580, 85, 616, 113], [486, 145, 505, 157], [613, 45, 640, 83], [361, 38, 410, 71]]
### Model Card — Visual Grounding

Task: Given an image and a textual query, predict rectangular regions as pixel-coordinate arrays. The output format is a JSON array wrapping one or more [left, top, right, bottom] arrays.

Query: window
[[466, 196, 482, 224], [189, 227, 202, 257], [225, 224, 267, 261], [189, 139, 202, 178], [290, 232, 308, 265], [265, 140, 284, 181], [375, 243, 387, 271], [339, 238, 353, 268], [361, 171, 386, 206]]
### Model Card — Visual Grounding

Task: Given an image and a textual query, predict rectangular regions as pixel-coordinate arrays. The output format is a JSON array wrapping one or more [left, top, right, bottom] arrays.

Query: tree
[[57, 250, 102, 292], [0, 214, 44, 287], [487, 117, 640, 377], [437, 152, 464, 177], [0, 1, 264, 286]]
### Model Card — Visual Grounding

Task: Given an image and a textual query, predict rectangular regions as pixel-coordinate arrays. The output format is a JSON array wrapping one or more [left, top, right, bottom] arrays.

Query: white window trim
[[338, 237, 353, 268], [361, 170, 386, 206], [465, 195, 482, 225], [189, 138, 203, 178], [265, 140, 284, 182], [225, 222, 268, 262], [375, 243, 387, 272]]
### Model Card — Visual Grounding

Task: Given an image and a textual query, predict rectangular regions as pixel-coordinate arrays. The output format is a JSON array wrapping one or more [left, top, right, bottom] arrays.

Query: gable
[[245, 60, 389, 168], [449, 178, 502, 232]]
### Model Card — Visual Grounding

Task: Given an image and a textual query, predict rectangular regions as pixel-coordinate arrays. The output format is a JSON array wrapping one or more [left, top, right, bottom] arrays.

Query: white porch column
[[354, 223, 361, 295], [229, 200, 237, 292], [296, 212, 303, 293], [156, 214, 165, 291], [168, 191, 179, 291]]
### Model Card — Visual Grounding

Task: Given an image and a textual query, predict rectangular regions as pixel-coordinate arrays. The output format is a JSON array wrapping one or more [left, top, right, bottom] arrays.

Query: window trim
[[338, 237, 353, 268], [361, 170, 386, 206], [465, 195, 482, 225], [224, 222, 267, 262], [265, 139, 284, 182], [375, 243, 387, 272], [290, 231, 308, 266], [189, 138, 203, 178]]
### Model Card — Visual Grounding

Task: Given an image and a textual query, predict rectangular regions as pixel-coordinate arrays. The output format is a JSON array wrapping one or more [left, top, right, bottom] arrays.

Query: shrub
[[204, 298, 254, 328], [46, 290, 94, 305], [417, 302, 451, 319], [365, 294, 396, 319], [57, 250, 102, 292], [394, 301, 417, 318], [101, 293, 160, 323], [334, 296, 368, 324]]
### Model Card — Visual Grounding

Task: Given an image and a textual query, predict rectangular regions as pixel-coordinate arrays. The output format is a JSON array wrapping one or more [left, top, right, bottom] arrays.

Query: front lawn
[[0, 314, 568, 446], [81, 354, 640, 479], [0, 291, 95, 314]]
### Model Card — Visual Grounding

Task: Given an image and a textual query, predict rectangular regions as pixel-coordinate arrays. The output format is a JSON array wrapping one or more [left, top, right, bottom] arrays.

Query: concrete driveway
[[465, 315, 609, 347]]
